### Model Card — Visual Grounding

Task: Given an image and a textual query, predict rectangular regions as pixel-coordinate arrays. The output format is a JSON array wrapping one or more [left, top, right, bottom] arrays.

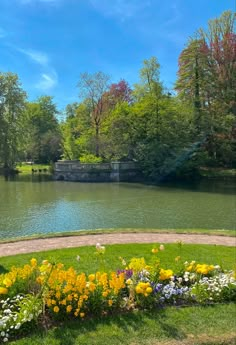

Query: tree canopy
[[0, 10, 235, 178]]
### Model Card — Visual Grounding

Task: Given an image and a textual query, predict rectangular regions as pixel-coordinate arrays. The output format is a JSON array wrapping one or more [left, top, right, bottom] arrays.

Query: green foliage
[[23, 96, 62, 164], [79, 154, 102, 163], [0, 72, 26, 171]]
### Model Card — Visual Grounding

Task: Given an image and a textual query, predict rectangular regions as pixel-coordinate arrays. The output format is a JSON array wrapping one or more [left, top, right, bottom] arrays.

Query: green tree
[[24, 96, 62, 163], [61, 102, 91, 160], [0, 72, 26, 171]]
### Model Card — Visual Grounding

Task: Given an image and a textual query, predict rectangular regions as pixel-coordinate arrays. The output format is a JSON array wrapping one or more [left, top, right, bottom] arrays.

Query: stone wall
[[54, 161, 142, 182]]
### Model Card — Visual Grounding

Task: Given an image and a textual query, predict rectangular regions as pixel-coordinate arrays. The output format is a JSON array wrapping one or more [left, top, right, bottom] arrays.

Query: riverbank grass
[[16, 164, 50, 174], [199, 167, 236, 178]]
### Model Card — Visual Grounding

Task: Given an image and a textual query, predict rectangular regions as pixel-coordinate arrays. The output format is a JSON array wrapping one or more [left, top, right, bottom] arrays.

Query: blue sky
[[0, 0, 235, 111]]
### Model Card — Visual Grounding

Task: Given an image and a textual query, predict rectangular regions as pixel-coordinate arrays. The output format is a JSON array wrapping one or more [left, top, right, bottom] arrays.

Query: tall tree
[[77, 72, 110, 157], [0, 72, 26, 170], [175, 10, 236, 166], [24, 96, 62, 163]]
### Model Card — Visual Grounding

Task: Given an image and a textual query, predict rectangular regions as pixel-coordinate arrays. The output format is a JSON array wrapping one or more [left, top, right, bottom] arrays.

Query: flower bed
[[0, 244, 235, 343]]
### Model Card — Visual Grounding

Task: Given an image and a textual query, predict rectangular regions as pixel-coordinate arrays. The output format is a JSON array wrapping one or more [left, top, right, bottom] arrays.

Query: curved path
[[0, 233, 235, 257]]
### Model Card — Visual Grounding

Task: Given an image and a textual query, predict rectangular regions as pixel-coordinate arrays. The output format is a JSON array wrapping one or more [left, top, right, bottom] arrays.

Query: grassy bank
[[199, 167, 236, 178], [1, 243, 235, 345], [16, 164, 50, 174]]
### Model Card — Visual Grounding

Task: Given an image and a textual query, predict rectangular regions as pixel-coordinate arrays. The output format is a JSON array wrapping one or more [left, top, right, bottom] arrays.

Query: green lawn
[[1, 243, 235, 345], [10, 304, 236, 345], [0, 243, 235, 273], [16, 164, 50, 174]]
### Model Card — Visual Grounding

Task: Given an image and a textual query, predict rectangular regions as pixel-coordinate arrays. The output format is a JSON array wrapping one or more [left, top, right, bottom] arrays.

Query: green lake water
[[0, 175, 235, 239]]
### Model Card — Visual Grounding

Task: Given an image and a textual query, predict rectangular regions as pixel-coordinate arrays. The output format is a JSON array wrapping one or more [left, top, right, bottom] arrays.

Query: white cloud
[[18, 48, 49, 66], [90, 0, 151, 20], [16, 46, 58, 90], [36, 71, 58, 91]]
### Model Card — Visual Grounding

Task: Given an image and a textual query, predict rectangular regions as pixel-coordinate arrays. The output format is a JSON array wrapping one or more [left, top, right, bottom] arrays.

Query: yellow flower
[[159, 269, 173, 281], [102, 291, 108, 297], [30, 258, 37, 267], [80, 312, 85, 318], [67, 294, 73, 301], [129, 258, 146, 273], [108, 299, 113, 306], [135, 285, 143, 294], [53, 306, 59, 313], [152, 248, 158, 254], [66, 305, 72, 313], [3, 278, 12, 287], [46, 299, 52, 307], [175, 256, 181, 262], [0, 287, 8, 294], [88, 274, 96, 282], [60, 299, 67, 305], [55, 291, 61, 299], [146, 287, 153, 294]]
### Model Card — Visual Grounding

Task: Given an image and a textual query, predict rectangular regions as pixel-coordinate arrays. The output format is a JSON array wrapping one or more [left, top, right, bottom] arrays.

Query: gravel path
[[0, 233, 235, 257]]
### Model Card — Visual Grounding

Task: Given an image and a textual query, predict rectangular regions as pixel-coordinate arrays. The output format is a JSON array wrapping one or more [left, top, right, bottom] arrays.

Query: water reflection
[[0, 176, 235, 239]]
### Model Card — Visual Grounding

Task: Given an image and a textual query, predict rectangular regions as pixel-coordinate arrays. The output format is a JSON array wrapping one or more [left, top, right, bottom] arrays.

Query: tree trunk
[[95, 124, 99, 157]]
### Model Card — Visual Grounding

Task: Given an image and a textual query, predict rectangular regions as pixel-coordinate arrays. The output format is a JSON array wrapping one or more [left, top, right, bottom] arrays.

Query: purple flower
[[117, 269, 133, 279]]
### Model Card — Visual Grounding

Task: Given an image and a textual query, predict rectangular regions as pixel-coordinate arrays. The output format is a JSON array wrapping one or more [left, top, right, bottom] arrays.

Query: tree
[[0, 72, 26, 171], [61, 102, 91, 160], [24, 96, 62, 163], [77, 72, 110, 157], [134, 57, 163, 99], [175, 10, 236, 167]]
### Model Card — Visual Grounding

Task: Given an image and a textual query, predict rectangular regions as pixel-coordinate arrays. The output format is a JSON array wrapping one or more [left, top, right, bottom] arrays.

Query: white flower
[[96, 243, 101, 249], [15, 323, 21, 330], [159, 244, 165, 251], [76, 255, 80, 262], [1, 331, 5, 336], [3, 338, 8, 342]]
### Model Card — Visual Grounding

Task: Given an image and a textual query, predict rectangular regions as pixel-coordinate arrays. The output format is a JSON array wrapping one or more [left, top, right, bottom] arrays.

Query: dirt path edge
[[0, 233, 235, 257]]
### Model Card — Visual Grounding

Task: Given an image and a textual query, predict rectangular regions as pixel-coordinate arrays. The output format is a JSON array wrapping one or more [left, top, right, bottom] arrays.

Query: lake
[[0, 175, 235, 239]]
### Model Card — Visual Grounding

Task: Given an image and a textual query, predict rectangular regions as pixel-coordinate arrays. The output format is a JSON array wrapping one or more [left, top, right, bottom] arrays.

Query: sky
[[0, 0, 235, 112]]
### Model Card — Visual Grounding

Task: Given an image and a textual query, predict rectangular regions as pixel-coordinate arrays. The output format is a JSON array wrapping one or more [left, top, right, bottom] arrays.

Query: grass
[[0, 227, 234, 244], [199, 167, 236, 178], [1, 243, 235, 345], [0, 243, 235, 275], [10, 304, 236, 345], [16, 164, 50, 174]]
